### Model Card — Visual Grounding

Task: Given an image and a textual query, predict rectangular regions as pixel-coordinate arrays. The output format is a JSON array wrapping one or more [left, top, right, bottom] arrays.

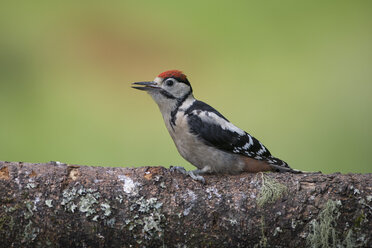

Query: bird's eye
[[166, 80, 174, 87]]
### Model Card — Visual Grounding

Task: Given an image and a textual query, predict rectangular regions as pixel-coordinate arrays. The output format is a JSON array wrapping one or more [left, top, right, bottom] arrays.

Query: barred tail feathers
[[266, 156, 303, 173]]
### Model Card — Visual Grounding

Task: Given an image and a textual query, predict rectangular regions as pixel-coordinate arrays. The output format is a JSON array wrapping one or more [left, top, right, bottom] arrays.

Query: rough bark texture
[[0, 161, 371, 248]]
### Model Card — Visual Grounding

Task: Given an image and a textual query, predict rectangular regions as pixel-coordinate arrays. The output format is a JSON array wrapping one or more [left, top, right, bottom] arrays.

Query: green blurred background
[[0, 1, 371, 173]]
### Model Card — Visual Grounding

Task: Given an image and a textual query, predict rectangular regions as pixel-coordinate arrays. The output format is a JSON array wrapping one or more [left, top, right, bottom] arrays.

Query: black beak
[[132, 81, 159, 91]]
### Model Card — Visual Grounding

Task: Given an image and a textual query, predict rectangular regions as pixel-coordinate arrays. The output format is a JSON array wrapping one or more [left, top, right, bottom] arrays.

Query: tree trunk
[[0, 161, 371, 247]]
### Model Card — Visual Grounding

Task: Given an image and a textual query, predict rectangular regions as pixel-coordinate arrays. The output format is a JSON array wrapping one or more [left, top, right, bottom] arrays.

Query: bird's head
[[132, 70, 193, 109]]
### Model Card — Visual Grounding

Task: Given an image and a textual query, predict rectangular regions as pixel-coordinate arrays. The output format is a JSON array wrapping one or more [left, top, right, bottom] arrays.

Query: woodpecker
[[132, 70, 301, 182]]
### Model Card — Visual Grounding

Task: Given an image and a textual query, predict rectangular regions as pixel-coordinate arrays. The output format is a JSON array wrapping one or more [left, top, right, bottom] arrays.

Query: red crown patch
[[158, 70, 187, 81]]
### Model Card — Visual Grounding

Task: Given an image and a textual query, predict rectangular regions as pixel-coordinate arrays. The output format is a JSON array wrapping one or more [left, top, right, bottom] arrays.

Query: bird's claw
[[169, 166, 187, 174], [188, 170, 206, 184], [170, 166, 206, 184]]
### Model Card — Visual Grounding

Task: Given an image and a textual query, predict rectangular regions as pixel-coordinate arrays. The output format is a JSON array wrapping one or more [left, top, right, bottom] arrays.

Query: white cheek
[[172, 84, 190, 98]]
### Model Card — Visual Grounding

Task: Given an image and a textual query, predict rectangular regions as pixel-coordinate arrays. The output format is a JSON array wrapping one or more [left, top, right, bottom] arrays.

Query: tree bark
[[0, 161, 371, 248]]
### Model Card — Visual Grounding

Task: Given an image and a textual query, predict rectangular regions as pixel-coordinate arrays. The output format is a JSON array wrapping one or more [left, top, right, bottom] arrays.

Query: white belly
[[164, 112, 244, 174]]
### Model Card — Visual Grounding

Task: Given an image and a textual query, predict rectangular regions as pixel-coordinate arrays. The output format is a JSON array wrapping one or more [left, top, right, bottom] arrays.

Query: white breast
[[163, 105, 245, 174]]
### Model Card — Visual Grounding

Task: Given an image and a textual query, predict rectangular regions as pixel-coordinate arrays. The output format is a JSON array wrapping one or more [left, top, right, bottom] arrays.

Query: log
[[0, 161, 371, 248]]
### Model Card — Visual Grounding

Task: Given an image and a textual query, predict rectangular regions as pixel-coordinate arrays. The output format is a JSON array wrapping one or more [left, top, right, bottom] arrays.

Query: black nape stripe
[[170, 90, 192, 128]]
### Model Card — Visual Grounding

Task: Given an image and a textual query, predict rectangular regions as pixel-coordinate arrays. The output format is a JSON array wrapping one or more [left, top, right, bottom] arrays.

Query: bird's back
[[183, 100, 296, 173]]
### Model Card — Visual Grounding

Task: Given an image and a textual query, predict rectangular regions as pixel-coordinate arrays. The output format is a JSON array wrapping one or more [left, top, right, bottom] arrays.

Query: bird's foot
[[169, 166, 206, 184], [188, 170, 206, 184]]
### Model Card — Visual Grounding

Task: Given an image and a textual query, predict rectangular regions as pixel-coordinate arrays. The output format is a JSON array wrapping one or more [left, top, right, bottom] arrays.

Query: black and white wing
[[185, 100, 290, 168]]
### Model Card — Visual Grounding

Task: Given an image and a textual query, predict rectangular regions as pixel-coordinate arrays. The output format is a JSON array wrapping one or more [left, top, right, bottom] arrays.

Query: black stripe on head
[[160, 89, 176, 99], [170, 89, 192, 127]]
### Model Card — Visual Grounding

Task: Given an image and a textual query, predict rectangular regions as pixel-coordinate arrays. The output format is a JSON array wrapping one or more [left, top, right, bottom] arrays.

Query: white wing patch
[[256, 141, 267, 155], [242, 135, 254, 150], [179, 97, 196, 111], [193, 110, 245, 136]]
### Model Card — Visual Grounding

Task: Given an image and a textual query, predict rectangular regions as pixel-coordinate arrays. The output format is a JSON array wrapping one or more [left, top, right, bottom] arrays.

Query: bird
[[132, 70, 301, 182]]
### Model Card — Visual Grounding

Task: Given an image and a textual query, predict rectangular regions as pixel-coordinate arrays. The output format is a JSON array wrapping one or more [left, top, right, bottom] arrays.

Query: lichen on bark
[[0, 161, 371, 247]]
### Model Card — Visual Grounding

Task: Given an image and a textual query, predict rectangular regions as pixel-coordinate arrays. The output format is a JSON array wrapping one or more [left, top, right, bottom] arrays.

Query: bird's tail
[[266, 156, 303, 174]]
